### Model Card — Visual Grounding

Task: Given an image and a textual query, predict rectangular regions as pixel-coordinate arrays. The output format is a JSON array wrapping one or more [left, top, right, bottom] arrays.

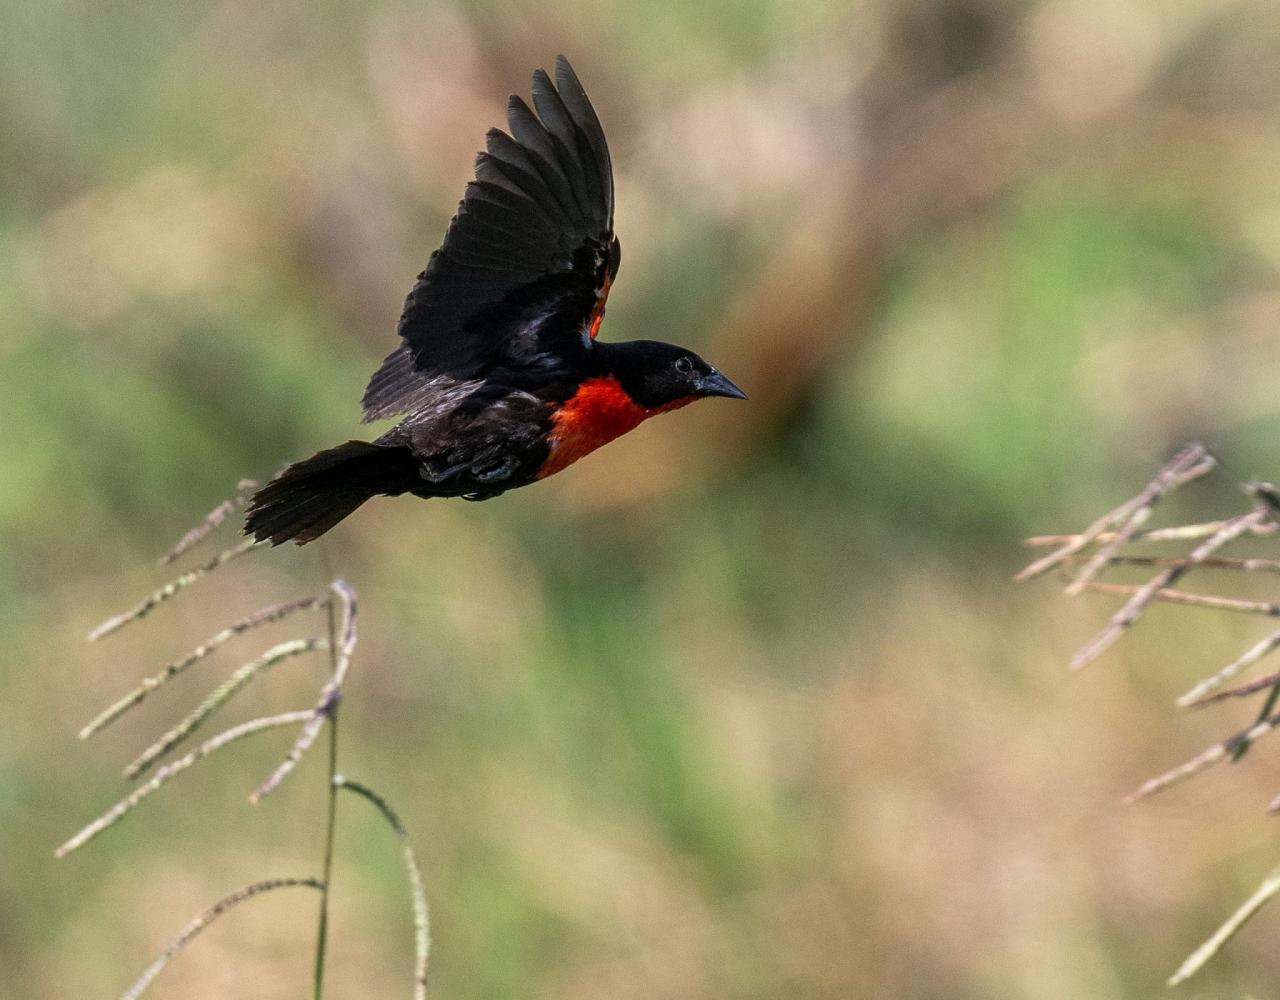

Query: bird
[[244, 56, 745, 546]]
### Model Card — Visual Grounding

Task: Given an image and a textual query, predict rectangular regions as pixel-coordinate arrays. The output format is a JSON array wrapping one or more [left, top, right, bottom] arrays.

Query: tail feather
[[245, 440, 420, 545]]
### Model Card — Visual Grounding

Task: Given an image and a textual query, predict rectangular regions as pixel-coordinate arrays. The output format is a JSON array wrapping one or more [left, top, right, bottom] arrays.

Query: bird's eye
[[674, 357, 694, 375]]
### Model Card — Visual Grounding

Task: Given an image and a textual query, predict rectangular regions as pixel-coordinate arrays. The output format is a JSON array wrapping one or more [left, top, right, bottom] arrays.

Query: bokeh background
[[6, 0, 1280, 997]]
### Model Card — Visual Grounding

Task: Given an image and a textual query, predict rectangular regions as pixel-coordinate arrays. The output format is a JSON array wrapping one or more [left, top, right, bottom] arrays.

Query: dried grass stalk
[[1025, 519, 1280, 547], [1076, 580, 1280, 616], [1063, 554, 1280, 574], [1064, 447, 1216, 595], [1167, 865, 1280, 987], [57, 711, 313, 857], [1070, 508, 1271, 670], [1186, 669, 1280, 707], [80, 595, 327, 739], [337, 776, 430, 1000], [250, 581, 357, 803], [1021, 449, 1280, 987], [1015, 443, 1212, 584], [125, 637, 324, 779], [1128, 713, 1280, 803], [76, 479, 428, 997], [89, 538, 264, 641], [159, 480, 258, 565], [1178, 628, 1280, 707], [118, 877, 324, 1000]]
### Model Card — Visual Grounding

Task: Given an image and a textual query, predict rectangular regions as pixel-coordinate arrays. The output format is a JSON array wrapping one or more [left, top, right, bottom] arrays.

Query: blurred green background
[[6, 0, 1280, 997]]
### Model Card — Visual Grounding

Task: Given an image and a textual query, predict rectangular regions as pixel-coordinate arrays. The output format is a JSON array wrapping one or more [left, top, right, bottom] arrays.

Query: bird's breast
[[536, 376, 689, 479]]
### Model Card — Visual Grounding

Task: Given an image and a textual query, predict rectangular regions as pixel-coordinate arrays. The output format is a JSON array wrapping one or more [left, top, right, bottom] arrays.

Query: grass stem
[[312, 590, 343, 1000]]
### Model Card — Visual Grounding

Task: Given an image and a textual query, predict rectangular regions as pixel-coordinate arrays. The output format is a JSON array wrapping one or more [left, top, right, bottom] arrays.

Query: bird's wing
[[363, 56, 618, 422]]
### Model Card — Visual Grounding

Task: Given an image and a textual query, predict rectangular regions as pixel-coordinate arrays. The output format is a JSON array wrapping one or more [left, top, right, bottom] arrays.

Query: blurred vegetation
[[5, 0, 1280, 997]]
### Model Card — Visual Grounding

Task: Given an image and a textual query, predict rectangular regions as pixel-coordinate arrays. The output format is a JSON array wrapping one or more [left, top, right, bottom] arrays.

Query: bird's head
[[603, 340, 747, 410]]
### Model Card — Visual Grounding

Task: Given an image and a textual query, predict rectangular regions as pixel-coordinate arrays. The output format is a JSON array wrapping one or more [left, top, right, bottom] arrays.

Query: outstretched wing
[[363, 55, 619, 422]]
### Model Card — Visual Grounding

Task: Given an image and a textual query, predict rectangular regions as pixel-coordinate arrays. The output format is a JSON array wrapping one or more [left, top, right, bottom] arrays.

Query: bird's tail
[[244, 440, 421, 545]]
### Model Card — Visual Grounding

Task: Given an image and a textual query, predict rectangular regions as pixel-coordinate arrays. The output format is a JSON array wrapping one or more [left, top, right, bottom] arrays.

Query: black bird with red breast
[[245, 56, 745, 546]]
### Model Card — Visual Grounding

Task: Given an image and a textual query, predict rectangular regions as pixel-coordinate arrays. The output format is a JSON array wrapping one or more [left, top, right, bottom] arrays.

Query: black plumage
[[362, 56, 616, 418], [245, 57, 744, 546]]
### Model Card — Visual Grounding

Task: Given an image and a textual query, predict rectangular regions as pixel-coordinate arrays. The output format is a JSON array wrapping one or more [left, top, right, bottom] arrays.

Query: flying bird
[[245, 56, 745, 545]]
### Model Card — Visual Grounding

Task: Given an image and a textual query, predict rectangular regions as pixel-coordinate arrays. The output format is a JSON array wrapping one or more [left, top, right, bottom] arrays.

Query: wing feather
[[531, 69, 602, 220], [504, 97, 586, 225], [362, 56, 617, 421], [554, 57, 613, 223]]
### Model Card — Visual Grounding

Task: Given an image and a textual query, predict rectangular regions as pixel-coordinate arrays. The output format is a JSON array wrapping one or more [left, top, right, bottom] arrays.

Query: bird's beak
[[696, 370, 748, 400]]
